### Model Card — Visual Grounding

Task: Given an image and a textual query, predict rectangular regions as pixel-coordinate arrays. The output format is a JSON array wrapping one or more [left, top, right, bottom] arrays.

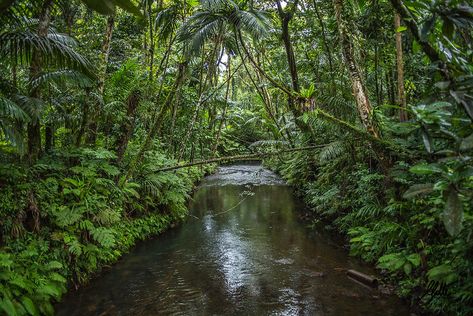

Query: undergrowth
[[0, 147, 213, 315]]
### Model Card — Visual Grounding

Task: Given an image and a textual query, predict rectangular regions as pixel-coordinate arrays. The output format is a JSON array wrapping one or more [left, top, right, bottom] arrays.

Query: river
[[56, 164, 410, 315]]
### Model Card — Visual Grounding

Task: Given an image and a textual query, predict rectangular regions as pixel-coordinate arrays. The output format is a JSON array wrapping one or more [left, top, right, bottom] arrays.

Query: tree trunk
[[395, 13, 408, 121], [212, 56, 232, 155], [313, 0, 336, 94], [126, 62, 187, 180], [88, 15, 115, 145], [76, 89, 90, 146], [276, 0, 300, 94], [148, 0, 155, 82], [333, 0, 379, 139], [28, 0, 53, 161], [45, 123, 53, 152], [116, 90, 140, 164]]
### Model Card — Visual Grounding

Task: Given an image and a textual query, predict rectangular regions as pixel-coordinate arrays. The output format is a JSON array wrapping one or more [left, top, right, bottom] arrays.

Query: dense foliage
[[0, 0, 472, 314]]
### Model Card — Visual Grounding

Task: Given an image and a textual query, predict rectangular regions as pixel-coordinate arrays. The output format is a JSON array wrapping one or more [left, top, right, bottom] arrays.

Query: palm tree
[[0, 0, 96, 158]]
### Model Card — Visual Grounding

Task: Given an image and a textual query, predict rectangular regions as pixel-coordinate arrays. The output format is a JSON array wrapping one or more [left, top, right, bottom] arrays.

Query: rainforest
[[0, 0, 472, 315]]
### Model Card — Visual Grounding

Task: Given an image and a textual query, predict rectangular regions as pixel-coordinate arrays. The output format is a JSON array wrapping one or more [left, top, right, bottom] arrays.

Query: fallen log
[[155, 145, 328, 172], [347, 269, 378, 287]]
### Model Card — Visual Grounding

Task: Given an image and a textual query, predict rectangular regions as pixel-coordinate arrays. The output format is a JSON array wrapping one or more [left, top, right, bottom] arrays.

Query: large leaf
[[81, 0, 115, 15], [403, 183, 434, 199], [410, 163, 443, 175], [114, 0, 141, 16], [80, 0, 141, 16], [0, 297, 17, 316], [427, 263, 457, 284], [21, 296, 38, 316], [443, 186, 463, 236]]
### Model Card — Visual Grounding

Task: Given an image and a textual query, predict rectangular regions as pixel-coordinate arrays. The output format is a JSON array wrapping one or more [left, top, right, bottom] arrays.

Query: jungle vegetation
[[0, 0, 472, 314]]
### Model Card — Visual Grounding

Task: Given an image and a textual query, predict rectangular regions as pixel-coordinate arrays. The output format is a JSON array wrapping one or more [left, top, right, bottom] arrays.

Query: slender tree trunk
[[333, 0, 379, 138], [76, 90, 90, 146], [178, 41, 220, 161], [88, 15, 115, 145], [395, 13, 408, 121], [148, 0, 155, 82], [45, 123, 53, 152], [116, 90, 140, 164], [276, 0, 300, 94], [313, 0, 336, 94], [126, 62, 187, 180], [242, 52, 290, 143], [375, 45, 381, 106], [28, 0, 53, 161], [274, 1, 317, 139], [212, 56, 231, 155]]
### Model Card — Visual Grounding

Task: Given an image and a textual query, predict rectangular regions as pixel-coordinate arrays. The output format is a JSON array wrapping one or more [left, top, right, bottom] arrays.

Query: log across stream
[[56, 164, 410, 315]]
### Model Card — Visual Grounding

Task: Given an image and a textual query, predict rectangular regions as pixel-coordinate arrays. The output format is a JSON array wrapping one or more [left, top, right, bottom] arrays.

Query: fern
[[90, 227, 116, 248]]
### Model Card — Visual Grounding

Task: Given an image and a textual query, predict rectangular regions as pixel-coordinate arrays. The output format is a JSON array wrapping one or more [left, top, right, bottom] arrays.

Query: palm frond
[[318, 140, 348, 163], [30, 69, 95, 90], [0, 95, 30, 121], [178, 0, 269, 56], [0, 29, 96, 79], [10, 94, 44, 122]]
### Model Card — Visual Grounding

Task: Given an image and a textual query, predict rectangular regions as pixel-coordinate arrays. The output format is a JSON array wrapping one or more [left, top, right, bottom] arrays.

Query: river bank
[[0, 148, 215, 315], [56, 164, 410, 315]]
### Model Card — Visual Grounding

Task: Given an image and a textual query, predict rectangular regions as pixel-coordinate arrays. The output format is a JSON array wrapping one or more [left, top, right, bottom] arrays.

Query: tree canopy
[[0, 0, 472, 315]]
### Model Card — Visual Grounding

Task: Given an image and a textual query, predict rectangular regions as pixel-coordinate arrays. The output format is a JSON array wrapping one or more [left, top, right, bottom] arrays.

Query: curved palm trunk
[[333, 0, 379, 139], [28, 0, 53, 161], [395, 12, 408, 121]]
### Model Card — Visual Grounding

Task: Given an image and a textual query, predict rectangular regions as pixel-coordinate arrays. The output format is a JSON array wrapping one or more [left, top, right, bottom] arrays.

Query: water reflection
[[56, 164, 409, 315]]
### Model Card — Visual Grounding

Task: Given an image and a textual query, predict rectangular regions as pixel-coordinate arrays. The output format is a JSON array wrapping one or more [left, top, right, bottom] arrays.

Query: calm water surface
[[56, 164, 410, 315]]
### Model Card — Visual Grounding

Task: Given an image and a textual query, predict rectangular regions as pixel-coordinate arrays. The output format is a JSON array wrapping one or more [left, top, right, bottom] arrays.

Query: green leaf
[[301, 113, 310, 124], [421, 128, 433, 153], [37, 283, 62, 299], [403, 262, 412, 275], [378, 253, 404, 272], [460, 133, 473, 151], [403, 183, 434, 199], [396, 26, 407, 33], [427, 264, 457, 284], [81, 0, 116, 15], [21, 297, 38, 316], [0, 297, 18, 316], [114, 0, 142, 16], [406, 253, 421, 267], [46, 261, 63, 270], [410, 163, 443, 175], [443, 186, 463, 236]]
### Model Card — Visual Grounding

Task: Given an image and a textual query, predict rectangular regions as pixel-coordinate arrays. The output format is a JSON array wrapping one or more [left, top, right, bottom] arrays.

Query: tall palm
[[0, 2, 96, 157], [177, 0, 270, 57]]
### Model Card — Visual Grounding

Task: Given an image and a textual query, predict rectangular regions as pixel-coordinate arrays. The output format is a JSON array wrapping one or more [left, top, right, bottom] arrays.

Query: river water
[[56, 164, 410, 315]]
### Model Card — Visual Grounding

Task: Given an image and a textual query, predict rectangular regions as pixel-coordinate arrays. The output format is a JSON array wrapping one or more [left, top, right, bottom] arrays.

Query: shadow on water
[[56, 164, 410, 316]]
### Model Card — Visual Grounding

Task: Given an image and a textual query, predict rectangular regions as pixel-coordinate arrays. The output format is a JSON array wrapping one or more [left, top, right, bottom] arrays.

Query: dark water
[[56, 164, 410, 316]]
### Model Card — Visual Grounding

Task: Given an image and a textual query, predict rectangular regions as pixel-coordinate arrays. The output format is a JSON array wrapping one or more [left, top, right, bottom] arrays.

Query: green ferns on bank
[[0, 148, 212, 315], [267, 120, 473, 315]]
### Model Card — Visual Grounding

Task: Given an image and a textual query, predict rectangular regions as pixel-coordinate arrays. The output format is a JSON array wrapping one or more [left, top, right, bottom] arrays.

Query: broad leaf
[[427, 264, 457, 284], [403, 183, 434, 199], [410, 163, 443, 175], [443, 186, 463, 236]]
